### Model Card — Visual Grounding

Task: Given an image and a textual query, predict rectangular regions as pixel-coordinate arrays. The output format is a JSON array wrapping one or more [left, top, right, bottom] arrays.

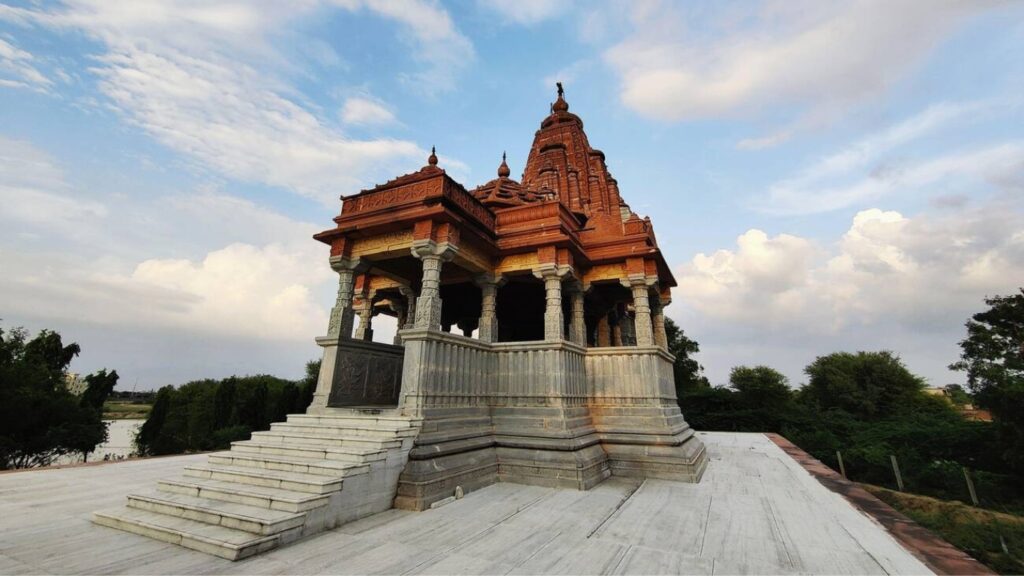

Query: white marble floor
[[0, 433, 932, 575]]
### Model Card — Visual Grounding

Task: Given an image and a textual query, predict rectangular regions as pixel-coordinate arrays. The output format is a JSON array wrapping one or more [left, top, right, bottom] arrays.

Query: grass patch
[[102, 400, 151, 420], [863, 484, 1024, 574]]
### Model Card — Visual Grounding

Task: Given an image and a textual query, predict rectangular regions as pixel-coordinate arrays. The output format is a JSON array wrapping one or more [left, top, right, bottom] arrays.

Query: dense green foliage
[[664, 317, 709, 395], [0, 327, 115, 469], [678, 350, 1024, 513], [951, 289, 1024, 475], [135, 360, 319, 456]]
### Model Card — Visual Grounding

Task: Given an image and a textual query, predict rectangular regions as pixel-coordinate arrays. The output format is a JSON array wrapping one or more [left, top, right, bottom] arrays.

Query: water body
[[53, 419, 143, 466]]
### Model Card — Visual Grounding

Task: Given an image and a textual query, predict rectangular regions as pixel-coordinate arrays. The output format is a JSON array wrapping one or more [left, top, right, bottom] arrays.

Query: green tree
[[664, 317, 709, 398], [801, 351, 926, 421], [729, 365, 791, 412], [0, 326, 108, 469], [80, 369, 119, 411], [951, 289, 1024, 472]]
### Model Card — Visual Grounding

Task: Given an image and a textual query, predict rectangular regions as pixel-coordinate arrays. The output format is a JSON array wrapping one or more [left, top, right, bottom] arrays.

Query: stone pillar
[[354, 298, 374, 341], [611, 315, 622, 347], [566, 281, 586, 346], [535, 265, 566, 341], [326, 257, 362, 338], [651, 292, 669, 349], [391, 299, 407, 346], [474, 274, 502, 343], [411, 240, 456, 330], [625, 276, 655, 346], [597, 314, 611, 347], [399, 286, 417, 329]]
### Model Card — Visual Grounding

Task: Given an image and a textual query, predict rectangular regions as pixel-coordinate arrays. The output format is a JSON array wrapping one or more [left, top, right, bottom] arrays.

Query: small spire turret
[[553, 82, 569, 113], [428, 145, 438, 166], [497, 151, 510, 178]]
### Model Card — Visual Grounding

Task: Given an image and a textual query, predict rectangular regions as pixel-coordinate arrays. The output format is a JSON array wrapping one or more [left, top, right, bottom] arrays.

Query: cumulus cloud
[[0, 0, 473, 204], [605, 0, 993, 124], [674, 204, 1024, 383], [341, 96, 398, 125]]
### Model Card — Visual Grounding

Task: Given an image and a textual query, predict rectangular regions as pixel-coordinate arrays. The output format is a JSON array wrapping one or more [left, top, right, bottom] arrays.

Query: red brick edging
[[764, 433, 994, 576]]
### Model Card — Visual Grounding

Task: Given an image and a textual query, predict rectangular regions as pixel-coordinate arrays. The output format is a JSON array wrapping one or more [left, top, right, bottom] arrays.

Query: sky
[[1, 0, 1023, 390]]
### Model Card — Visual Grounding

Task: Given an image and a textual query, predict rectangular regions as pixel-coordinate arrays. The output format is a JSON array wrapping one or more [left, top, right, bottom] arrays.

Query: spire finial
[[428, 145, 438, 166], [497, 151, 510, 178], [553, 82, 569, 113]]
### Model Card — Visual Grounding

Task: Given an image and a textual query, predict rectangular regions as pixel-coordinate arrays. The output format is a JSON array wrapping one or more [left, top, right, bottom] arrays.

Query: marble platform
[[0, 432, 939, 575]]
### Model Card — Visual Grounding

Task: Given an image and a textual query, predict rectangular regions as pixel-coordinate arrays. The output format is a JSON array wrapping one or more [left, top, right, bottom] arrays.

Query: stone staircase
[[94, 411, 420, 560]]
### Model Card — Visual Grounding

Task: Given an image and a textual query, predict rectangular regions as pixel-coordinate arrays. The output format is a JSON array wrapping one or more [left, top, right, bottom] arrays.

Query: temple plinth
[[311, 85, 707, 509]]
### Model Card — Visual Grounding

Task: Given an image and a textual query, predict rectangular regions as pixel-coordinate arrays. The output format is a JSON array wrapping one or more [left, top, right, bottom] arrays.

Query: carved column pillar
[[474, 274, 503, 343], [354, 297, 374, 341], [651, 291, 669, 349], [390, 299, 407, 346], [624, 276, 655, 346], [597, 314, 611, 347], [399, 285, 417, 329], [326, 257, 362, 339], [411, 240, 456, 330], [535, 265, 566, 341], [566, 281, 586, 346]]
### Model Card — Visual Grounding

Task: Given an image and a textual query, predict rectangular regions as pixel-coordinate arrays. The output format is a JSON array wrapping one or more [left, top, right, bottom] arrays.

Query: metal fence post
[[890, 455, 904, 492], [836, 450, 847, 479]]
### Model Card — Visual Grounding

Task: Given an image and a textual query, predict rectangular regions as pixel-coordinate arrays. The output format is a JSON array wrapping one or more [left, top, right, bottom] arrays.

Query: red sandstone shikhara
[[314, 83, 675, 347]]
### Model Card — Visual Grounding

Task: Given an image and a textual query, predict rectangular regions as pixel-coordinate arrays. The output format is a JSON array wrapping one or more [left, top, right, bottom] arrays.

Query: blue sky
[[1, 0, 1022, 389]]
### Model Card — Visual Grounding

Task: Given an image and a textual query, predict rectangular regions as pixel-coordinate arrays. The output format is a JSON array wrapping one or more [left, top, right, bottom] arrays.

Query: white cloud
[[674, 203, 1024, 383], [341, 96, 397, 125], [751, 100, 1023, 214], [1, 0, 473, 203], [605, 1, 992, 123], [0, 136, 107, 234], [479, 0, 571, 25], [0, 37, 51, 91]]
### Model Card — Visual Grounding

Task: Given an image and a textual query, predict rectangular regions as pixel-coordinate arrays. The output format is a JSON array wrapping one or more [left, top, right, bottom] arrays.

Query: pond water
[[53, 419, 143, 465]]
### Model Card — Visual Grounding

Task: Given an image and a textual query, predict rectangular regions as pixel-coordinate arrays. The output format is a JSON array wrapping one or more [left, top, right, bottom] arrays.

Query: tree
[[80, 369, 119, 411], [801, 351, 926, 421], [951, 289, 1024, 472], [729, 366, 791, 412], [0, 326, 108, 469], [664, 318, 709, 398]]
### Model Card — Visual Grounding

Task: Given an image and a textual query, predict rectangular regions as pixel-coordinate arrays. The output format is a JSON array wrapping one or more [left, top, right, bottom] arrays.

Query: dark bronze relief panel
[[328, 343, 404, 407]]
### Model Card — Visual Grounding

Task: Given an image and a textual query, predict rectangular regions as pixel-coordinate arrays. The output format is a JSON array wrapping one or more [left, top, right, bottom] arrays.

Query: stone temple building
[[93, 86, 707, 560]]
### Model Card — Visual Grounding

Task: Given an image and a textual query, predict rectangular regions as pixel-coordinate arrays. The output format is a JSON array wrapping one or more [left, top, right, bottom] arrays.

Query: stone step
[[230, 439, 386, 463], [270, 422, 418, 439], [93, 507, 292, 561], [126, 491, 305, 536], [251, 430, 402, 450], [208, 452, 371, 478], [158, 477, 329, 513], [286, 413, 419, 431], [183, 464, 344, 495]]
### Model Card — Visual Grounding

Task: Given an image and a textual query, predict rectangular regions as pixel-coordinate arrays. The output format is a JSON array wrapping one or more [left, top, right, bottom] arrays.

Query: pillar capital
[[620, 273, 657, 289], [410, 239, 458, 262], [532, 263, 572, 281], [473, 272, 506, 288], [329, 255, 368, 274]]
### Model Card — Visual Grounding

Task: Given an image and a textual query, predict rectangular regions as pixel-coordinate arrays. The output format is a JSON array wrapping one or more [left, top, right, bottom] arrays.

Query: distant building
[[64, 372, 87, 396], [924, 386, 992, 421]]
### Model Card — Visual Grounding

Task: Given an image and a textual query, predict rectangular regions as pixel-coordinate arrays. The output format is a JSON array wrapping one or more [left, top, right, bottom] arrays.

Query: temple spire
[[553, 82, 569, 113], [427, 145, 438, 166], [497, 151, 510, 178]]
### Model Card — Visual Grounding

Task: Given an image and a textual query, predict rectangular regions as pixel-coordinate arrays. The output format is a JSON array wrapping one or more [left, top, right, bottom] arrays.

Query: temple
[[92, 86, 707, 560], [310, 84, 707, 506]]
